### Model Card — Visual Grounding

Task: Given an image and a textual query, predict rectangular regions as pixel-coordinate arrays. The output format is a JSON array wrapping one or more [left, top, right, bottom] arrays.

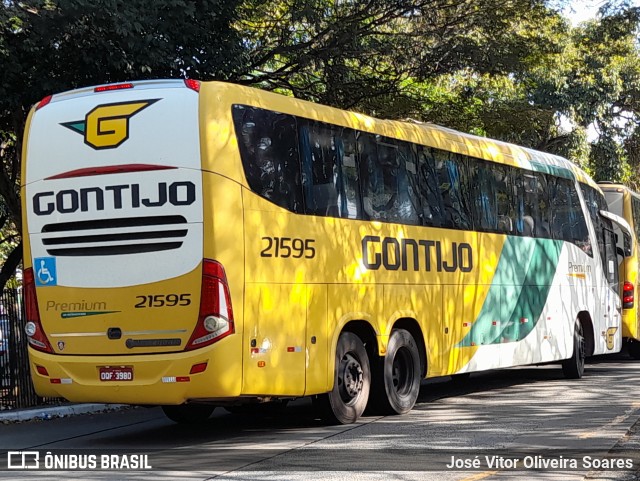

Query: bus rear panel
[[22, 80, 242, 404]]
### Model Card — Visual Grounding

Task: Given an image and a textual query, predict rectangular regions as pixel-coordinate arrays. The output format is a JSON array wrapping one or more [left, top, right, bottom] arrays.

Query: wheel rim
[[577, 325, 585, 365], [391, 347, 414, 396], [338, 352, 364, 405]]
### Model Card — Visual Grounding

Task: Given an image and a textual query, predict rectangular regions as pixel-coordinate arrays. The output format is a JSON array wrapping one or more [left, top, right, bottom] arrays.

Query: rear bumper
[[28, 343, 242, 405]]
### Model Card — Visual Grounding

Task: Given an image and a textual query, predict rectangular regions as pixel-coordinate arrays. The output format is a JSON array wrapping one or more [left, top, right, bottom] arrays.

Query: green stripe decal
[[457, 237, 563, 347], [61, 311, 119, 319], [528, 161, 574, 180]]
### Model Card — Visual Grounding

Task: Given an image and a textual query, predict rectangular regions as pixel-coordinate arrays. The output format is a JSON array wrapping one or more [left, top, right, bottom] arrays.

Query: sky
[[557, 1, 639, 140], [562, 0, 640, 24]]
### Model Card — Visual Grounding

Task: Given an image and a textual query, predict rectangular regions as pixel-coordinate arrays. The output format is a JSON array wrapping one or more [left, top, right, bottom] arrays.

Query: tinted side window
[[551, 177, 591, 254], [493, 163, 518, 235], [469, 161, 498, 232], [394, 141, 421, 225], [232, 105, 303, 213], [549, 176, 569, 240], [633, 197, 640, 241], [567, 181, 592, 255], [581, 184, 606, 265], [603, 218, 620, 292], [358, 133, 419, 224], [299, 121, 361, 218], [432, 150, 472, 230], [534, 172, 551, 237], [522, 172, 539, 237], [415, 147, 447, 227]]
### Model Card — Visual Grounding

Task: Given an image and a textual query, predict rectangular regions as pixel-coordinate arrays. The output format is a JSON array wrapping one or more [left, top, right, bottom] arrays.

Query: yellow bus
[[599, 182, 640, 358], [21, 80, 630, 424]]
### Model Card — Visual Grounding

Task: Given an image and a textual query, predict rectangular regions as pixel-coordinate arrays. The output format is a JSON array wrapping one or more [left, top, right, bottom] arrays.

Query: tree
[[234, 0, 562, 114], [0, 0, 245, 290], [3, 0, 640, 292], [397, 2, 640, 182]]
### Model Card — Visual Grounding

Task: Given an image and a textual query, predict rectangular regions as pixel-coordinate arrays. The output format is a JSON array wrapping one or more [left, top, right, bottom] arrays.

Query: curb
[[0, 403, 125, 422]]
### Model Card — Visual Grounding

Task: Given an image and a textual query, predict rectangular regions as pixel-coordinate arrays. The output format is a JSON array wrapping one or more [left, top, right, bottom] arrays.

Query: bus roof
[[204, 81, 595, 188], [35, 79, 597, 189]]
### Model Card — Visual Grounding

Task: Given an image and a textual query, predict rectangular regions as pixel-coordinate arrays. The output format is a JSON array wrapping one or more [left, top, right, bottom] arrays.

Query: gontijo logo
[[61, 99, 159, 150]]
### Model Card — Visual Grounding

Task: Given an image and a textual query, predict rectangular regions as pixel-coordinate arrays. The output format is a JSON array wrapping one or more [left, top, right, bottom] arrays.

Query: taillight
[[623, 281, 634, 309], [94, 83, 134, 92], [35, 95, 52, 110], [185, 260, 234, 350], [23, 268, 54, 353], [184, 79, 201, 92]]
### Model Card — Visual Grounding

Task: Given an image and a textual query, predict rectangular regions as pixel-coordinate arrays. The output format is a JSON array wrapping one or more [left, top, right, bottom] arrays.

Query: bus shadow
[[90, 357, 640, 449]]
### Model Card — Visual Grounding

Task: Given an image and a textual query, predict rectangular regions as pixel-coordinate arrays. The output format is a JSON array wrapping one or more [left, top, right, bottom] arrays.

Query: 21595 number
[[134, 294, 191, 308], [260, 237, 316, 258]]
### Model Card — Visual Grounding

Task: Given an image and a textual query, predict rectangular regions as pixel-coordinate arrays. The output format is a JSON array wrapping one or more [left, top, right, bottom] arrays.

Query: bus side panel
[[623, 192, 639, 341], [202, 173, 246, 398], [305, 284, 329, 395], [622, 259, 639, 340], [327, 283, 383, 379], [441, 233, 507, 375], [242, 284, 306, 396], [383, 285, 441, 377], [602, 186, 638, 343], [441, 283, 488, 375], [452, 237, 573, 372]]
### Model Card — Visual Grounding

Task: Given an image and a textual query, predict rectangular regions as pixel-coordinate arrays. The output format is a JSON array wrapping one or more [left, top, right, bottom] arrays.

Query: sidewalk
[[0, 403, 124, 422]]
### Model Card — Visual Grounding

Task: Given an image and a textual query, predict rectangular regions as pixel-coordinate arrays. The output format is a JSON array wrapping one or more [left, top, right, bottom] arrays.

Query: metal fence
[[1, 288, 59, 410]]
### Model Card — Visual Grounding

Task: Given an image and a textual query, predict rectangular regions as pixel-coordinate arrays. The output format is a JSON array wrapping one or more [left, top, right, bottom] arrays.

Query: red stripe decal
[[45, 164, 177, 180]]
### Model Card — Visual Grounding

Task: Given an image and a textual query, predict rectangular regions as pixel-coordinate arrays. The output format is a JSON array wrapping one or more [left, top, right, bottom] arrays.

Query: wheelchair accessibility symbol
[[35, 257, 57, 286]]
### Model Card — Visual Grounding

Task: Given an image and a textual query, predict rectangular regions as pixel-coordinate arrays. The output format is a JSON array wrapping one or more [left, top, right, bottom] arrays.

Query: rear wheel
[[162, 404, 215, 424], [628, 340, 640, 360], [315, 331, 370, 424], [562, 322, 585, 379], [369, 329, 421, 415]]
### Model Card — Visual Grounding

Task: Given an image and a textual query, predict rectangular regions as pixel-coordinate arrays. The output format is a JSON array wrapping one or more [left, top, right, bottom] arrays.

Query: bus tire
[[315, 331, 370, 424], [370, 329, 421, 415], [161, 404, 215, 424], [562, 322, 585, 379], [628, 341, 640, 360]]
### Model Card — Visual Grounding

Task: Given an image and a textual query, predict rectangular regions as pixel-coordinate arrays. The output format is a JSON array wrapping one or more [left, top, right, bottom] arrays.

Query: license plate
[[99, 366, 133, 382]]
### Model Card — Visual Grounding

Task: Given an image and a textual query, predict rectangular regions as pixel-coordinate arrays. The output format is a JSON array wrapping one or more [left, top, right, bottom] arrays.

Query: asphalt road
[[2, 356, 640, 480]]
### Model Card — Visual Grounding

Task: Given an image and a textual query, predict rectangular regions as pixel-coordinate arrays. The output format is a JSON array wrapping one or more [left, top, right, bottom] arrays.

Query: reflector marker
[[162, 376, 191, 383], [50, 378, 72, 384]]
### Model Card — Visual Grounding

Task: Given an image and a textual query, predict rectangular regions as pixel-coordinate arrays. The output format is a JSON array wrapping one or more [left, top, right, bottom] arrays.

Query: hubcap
[[391, 347, 414, 396], [338, 352, 363, 404]]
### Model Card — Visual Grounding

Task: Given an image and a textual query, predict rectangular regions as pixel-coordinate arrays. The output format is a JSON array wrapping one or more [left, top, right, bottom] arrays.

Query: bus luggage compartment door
[[242, 284, 306, 396]]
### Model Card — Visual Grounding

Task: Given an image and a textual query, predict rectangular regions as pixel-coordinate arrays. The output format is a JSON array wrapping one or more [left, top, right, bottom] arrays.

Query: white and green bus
[[21, 80, 632, 424]]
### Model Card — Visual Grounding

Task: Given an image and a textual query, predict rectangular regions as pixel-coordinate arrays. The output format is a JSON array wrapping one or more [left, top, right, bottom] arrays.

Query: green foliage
[[234, 0, 559, 112], [2, 0, 640, 289], [0, 0, 244, 290]]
